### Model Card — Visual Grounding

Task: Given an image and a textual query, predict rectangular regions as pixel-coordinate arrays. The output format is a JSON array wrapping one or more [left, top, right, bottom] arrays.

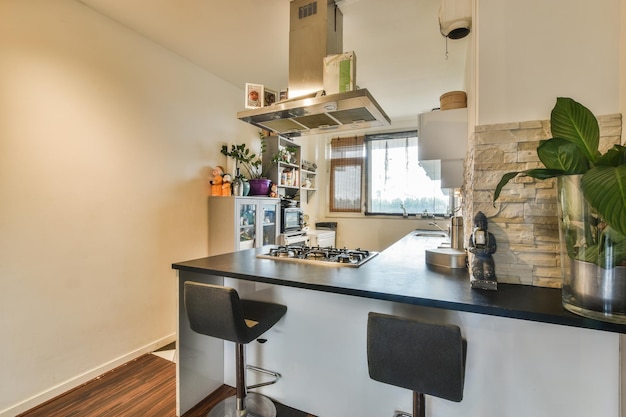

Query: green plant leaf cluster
[[493, 98, 625, 235], [492, 97, 626, 267], [582, 164, 626, 236], [220, 132, 268, 179]]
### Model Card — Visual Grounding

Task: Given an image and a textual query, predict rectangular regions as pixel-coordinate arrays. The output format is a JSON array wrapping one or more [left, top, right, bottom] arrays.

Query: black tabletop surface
[[173, 233, 626, 334]]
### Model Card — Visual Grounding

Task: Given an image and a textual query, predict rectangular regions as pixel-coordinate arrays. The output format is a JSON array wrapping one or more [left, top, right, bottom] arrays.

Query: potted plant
[[493, 97, 626, 322], [271, 146, 298, 165], [220, 132, 271, 196]]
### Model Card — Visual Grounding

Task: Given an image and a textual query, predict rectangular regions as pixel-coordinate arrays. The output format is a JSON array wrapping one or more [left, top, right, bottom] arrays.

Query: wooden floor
[[18, 354, 315, 417]]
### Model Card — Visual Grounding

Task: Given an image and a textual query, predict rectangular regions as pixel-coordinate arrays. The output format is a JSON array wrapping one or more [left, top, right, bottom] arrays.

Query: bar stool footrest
[[246, 365, 281, 390]]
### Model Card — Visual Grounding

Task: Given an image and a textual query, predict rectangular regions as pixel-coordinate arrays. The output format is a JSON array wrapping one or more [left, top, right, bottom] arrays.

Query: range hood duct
[[237, 0, 390, 137]]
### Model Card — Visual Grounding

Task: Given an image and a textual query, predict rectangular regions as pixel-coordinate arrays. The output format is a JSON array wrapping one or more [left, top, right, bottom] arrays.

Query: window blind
[[329, 136, 364, 212]]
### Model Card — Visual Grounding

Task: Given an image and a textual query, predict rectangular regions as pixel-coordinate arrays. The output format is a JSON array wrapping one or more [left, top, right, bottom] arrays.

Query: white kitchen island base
[[175, 272, 620, 417], [226, 279, 619, 417]]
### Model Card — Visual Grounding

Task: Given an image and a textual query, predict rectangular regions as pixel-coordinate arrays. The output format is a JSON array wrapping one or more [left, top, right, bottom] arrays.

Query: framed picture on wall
[[264, 89, 277, 107], [245, 83, 264, 109]]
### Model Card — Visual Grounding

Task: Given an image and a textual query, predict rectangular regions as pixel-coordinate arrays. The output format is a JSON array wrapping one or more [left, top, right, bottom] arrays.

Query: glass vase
[[558, 175, 626, 323]]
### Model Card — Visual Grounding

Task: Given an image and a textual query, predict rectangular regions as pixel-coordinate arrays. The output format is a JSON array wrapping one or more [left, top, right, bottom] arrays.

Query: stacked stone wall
[[464, 114, 622, 288]]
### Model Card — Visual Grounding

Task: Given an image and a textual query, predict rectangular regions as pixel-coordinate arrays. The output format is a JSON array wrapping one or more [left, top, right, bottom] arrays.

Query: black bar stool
[[184, 281, 287, 417], [367, 312, 466, 417]]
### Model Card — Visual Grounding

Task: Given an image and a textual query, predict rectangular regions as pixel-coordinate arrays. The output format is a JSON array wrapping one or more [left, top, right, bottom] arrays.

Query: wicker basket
[[440, 91, 467, 110]]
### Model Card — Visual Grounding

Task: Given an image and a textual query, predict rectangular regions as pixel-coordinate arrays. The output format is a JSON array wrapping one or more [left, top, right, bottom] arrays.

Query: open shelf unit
[[262, 135, 317, 203]]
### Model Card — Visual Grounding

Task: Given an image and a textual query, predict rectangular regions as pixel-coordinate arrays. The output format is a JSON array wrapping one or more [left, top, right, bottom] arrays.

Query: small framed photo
[[245, 83, 264, 109], [264, 89, 277, 107]]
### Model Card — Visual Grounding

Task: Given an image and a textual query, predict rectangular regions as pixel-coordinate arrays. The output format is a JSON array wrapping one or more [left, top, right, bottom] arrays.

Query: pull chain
[[445, 36, 449, 60]]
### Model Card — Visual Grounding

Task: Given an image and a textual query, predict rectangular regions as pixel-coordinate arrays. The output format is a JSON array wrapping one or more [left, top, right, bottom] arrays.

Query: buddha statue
[[468, 211, 497, 290]]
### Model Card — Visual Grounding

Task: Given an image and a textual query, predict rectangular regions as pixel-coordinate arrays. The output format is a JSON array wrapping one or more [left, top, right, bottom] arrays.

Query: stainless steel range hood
[[237, 0, 390, 137], [238, 89, 389, 136]]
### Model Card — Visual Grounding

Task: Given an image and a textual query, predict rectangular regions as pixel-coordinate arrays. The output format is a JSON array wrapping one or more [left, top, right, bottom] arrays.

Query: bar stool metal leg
[[207, 343, 277, 417], [236, 343, 246, 412], [414, 392, 425, 417]]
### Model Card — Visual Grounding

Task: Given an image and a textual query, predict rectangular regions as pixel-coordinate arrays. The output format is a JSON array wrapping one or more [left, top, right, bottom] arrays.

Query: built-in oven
[[281, 207, 304, 233]]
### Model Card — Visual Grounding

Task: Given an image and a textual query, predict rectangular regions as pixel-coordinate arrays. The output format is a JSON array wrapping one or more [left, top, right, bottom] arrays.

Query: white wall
[[476, 0, 621, 125], [0, 1, 256, 415]]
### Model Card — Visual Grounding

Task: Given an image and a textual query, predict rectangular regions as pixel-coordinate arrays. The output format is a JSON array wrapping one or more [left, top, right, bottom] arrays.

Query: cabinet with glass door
[[208, 196, 280, 256]]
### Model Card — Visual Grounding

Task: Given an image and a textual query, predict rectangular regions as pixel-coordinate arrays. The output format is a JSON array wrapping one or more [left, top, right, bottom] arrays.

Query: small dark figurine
[[468, 211, 497, 290]]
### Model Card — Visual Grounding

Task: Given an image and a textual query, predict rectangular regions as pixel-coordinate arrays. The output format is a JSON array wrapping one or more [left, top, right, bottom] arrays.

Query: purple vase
[[248, 178, 271, 196]]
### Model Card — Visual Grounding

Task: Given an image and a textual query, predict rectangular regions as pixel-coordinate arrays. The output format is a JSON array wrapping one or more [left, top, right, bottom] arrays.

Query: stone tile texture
[[464, 113, 623, 288]]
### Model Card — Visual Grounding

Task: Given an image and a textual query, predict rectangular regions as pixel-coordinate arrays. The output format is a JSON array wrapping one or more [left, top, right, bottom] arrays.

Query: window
[[329, 131, 450, 215], [329, 136, 364, 212], [366, 131, 449, 215]]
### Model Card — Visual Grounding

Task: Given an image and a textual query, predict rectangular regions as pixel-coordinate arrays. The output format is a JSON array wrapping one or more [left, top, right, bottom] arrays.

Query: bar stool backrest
[[367, 312, 466, 402], [184, 282, 254, 344]]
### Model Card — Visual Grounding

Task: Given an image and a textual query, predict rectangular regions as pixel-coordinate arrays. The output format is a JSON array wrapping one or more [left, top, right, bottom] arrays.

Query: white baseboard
[[1, 333, 176, 417]]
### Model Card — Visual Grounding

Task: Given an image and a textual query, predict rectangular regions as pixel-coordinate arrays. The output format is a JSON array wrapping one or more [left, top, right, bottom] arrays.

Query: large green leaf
[[595, 144, 626, 167], [581, 165, 626, 236], [492, 168, 566, 204], [536, 138, 590, 173], [523, 168, 570, 179], [550, 97, 600, 164], [492, 172, 521, 203]]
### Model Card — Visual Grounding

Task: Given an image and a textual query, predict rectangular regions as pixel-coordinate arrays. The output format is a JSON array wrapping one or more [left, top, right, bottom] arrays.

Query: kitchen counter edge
[[172, 233, 626, 334]]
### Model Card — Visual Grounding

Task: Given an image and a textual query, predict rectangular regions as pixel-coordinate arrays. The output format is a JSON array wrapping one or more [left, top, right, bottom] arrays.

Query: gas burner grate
[[305, 249, 330, 259], [258, 245, 378, 267]]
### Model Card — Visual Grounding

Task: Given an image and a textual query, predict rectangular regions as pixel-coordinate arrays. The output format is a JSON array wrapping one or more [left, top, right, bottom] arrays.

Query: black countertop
[[173, 232, 626, 334]]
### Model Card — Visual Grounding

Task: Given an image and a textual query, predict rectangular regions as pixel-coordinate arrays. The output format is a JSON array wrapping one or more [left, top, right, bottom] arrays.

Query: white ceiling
[[77, 0, 469, 122]]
